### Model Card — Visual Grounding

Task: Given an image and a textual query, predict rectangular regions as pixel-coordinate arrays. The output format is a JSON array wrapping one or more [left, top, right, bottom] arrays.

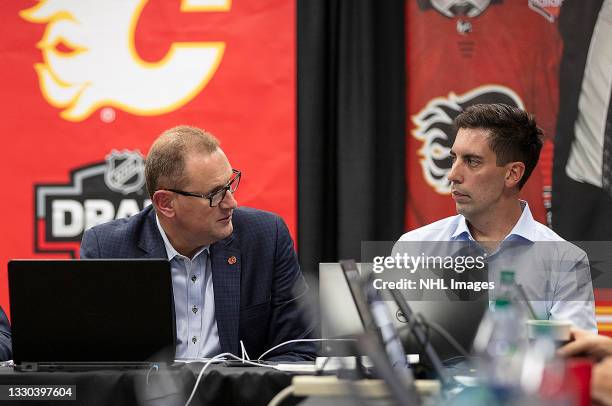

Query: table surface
[[0, 363, 300, 406], [0, 361, 451, 406]]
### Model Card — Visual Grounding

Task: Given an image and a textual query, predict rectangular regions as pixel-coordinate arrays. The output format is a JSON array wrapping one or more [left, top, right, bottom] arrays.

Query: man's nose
[[447, 160, 462, 184], [220, 189, 238, 209]]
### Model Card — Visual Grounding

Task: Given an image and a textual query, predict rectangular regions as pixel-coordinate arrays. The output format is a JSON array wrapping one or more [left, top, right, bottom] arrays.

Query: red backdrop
[[405, 0, 612, 334], [0, 0, 296, 316], [405, 1, 561, 230]]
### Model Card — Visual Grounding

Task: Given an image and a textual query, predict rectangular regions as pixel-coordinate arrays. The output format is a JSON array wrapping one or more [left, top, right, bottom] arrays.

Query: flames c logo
[[20, 0, 230, 122], [412, 85, 524, 194]]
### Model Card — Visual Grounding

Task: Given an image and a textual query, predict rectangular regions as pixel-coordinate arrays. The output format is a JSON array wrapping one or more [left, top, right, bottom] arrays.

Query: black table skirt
[[0, 363, 306, 406]]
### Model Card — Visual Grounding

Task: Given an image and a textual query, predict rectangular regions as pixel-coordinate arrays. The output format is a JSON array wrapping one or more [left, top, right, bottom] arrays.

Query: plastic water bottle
[[497, 270, 513, 296], [473, 271, 528, 403]]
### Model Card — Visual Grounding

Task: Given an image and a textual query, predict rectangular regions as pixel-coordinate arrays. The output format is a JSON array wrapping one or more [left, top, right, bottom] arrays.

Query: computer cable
[[266, 385, 295, 406], [145, 363, 159, 386], [186, 339, 363, 406], [396, 312, 469, 358], [256, 338, 357, 362], [394, 315, 432, 354], [418, 315, 470, 358], [185, 352, 277, 406], [240, 340, 251, 360]]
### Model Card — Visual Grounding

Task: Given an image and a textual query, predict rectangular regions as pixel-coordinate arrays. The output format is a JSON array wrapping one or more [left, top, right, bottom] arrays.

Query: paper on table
[[274, 363, 318, 373], [174, 358, 226, 364]]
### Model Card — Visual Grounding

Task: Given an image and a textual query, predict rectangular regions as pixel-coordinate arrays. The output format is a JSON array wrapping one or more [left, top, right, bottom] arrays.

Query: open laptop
[[339, 260, 420, 405], [320, 262, 486, 361], [338, 260, 410, 372], [8, 259, 175, 371]]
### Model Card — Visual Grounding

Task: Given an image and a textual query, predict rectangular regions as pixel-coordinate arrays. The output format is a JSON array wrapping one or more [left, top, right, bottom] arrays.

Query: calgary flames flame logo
[[412, 85, 524, 194], [20, 0, 230, 121]]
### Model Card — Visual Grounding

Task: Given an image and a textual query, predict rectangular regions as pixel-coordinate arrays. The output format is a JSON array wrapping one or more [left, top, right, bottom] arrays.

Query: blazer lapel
[[137, 207, 167, 258], [210, 236, 241, 356], [138, 206, 242, 354]]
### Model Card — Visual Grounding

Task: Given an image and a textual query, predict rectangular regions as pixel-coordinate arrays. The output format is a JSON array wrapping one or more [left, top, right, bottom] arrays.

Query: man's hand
[[592, 357, 612, 406], [558, 328, 612, 361]]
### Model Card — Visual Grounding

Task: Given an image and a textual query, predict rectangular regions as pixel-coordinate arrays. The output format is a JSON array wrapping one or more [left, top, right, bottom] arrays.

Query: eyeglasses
[[164, 169, 241, 207]]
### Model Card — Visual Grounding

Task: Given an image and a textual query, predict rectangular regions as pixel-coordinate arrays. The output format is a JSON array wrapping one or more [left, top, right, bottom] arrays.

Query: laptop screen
[[339, 260, 410, 371], [319, 262, 486, 360], [8, 259, 175, 364]]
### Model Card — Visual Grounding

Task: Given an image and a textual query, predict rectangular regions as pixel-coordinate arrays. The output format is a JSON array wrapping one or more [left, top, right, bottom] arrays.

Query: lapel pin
[[228, 256, 237, 265]]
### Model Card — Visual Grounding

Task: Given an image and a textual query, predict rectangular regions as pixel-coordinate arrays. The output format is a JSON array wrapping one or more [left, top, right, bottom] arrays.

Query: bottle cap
[[500, 270, 515, 285], [494, 298, 510, 308]]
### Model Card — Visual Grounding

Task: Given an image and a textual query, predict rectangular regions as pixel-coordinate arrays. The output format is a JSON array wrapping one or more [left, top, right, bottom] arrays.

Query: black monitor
[[8, 259, 175, 367]]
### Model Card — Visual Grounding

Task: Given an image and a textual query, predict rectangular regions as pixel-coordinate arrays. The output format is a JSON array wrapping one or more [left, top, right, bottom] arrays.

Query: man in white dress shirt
[[397, 103, 596, 331]]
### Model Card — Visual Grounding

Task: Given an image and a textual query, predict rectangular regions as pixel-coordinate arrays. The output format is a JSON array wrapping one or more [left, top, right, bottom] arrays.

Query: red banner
[[405, 0, 562, 230], [0, 0, 296, 316], [406, 0, 612, 334]]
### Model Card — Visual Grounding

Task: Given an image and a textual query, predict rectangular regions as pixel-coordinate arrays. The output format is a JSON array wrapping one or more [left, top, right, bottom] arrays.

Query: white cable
[[266, 385, 295, 406], [184, 352, 277, 406], [186, 338, 357, 406], [256, 338, 357, 361], [185, 353, 231, 406], [240, 340, 251, 360], [145, 364, 159, 385]]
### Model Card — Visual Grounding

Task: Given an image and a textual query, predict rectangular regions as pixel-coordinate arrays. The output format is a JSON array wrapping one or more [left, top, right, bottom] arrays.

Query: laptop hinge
[[16, 362, 39, 372]]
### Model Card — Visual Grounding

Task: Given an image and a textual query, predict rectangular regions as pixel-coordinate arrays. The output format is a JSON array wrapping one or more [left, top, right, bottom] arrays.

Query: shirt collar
[[430, 0, 492, 17], [155, 215, 209, 260], [505, 200, 537, 242], [450, 200, 536, 242], [451, 215, 472, 240]]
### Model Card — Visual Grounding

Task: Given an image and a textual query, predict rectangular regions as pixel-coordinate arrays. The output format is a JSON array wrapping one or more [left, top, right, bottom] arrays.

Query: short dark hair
[[454, 103, 543, 189], [145, 125, 220, 198]]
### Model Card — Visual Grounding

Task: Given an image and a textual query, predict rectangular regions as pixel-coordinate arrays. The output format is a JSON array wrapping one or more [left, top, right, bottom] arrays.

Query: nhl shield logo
[[104, 150, 145, 195], [34, 150, 150, 256]]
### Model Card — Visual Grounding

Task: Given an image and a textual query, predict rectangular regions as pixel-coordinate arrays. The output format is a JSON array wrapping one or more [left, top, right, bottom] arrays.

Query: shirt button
[[192, 336, 197, 344], [191, 275, 197, 283], [192, 305, 198, 314]]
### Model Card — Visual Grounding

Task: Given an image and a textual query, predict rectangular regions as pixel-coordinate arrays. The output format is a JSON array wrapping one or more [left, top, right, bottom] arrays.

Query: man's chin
[[455, 203, 465, 215], [216, 221, 234, 240], [455, 203, 471, 217]]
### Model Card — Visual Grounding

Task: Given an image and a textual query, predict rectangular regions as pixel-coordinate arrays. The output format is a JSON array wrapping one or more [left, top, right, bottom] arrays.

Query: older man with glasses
[[81, 125, 316, 362]]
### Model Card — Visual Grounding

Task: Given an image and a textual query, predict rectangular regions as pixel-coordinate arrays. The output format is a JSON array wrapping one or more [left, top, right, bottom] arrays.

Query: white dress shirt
[[396, 201, 597, 332], [156, 216, 221, 359]]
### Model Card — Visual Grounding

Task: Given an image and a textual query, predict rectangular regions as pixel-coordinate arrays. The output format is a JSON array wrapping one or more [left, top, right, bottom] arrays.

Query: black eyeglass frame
[[164, 169, 241, 207]]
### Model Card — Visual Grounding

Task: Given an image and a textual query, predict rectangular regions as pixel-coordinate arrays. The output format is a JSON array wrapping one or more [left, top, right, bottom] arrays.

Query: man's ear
[[152, 190, 176, 218], [505, 162, 526, 188]]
